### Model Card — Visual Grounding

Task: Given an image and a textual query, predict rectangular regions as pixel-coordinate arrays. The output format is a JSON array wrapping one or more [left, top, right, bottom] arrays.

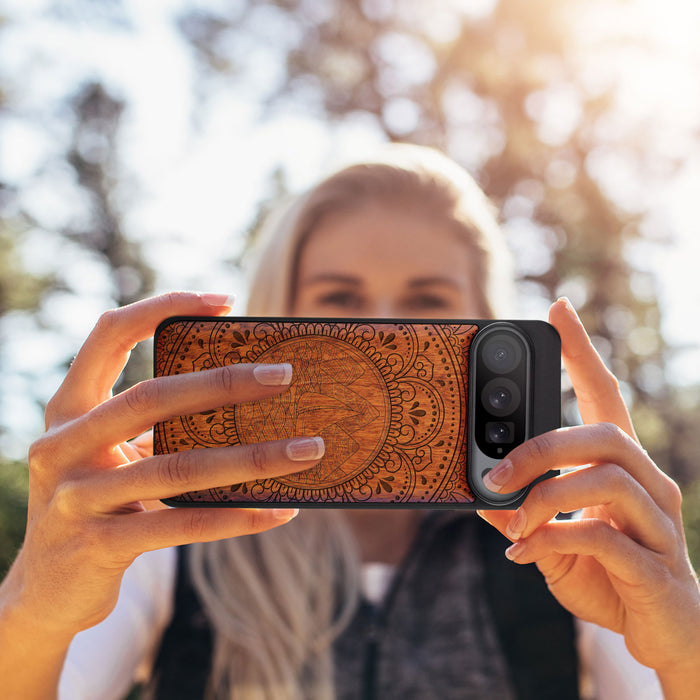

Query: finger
[[109, 506, 301, 557], [548, 298, 636, 439], [119, 441, 144, 462], [127, 431, 153, 459], [504, 464, 676, 554], [119, 431, 153, 462], [483, 423, 681, 515], [476, 509, 516, 540], [87, 437, 325, 508], [65, 362, 293, 456], [47, 292, 235, 424], [503, 517, 663, 588]]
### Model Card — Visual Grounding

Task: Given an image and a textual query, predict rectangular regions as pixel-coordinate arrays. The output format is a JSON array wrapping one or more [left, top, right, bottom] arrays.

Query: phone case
[[153, 317, 560, 508]]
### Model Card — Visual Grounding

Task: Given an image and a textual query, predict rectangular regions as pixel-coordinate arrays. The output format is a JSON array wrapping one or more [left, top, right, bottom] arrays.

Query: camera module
[[467, 320, 559, 507], [470, 323, 531, 463]]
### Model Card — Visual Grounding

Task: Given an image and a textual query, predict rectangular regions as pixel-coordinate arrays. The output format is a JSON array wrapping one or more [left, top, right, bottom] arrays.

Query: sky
[[1, 0, 700, 456]]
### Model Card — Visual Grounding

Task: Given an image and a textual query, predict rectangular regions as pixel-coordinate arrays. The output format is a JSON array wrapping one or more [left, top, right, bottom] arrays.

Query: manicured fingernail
[[286, 437, 325, 461], [199, 293, 236, 309], [273, 508, 299, 521], [505, 541, 527, 561], [483, 460, 512, 493], [506, 509, 527, 540], [254, 363, 293, 386], [557, 296, 578, 319]]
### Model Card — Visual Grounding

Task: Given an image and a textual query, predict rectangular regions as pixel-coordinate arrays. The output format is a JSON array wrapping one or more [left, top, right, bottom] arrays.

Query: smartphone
[[153, 317, 560, 509]]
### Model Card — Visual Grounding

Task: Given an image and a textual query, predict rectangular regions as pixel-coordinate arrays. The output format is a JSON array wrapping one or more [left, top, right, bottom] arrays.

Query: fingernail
[[506, 509, 527, 540], [505, 541, 527, 561], [199, 293, 236, 310], [557, 296, 578, 319], [273, 508, 299, 521], [254, 363, 293, 386], [286, 437, 325, 461], [483, 460, 512, 493]]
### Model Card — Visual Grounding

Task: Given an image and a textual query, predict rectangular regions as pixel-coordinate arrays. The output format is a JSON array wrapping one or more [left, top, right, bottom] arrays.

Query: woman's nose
[[367, 301, 398, 318]]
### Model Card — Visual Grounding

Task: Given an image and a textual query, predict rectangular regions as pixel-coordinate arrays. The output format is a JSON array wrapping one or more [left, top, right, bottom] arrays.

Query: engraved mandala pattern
[[154, 319, 478, 504]]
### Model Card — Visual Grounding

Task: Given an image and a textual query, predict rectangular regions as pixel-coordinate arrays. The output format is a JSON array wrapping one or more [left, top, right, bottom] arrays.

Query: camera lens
[[482, 334, 523, 374], [486, 421, 514, 444], [489, 387, 511, 411], [481, 378, 521, 417]]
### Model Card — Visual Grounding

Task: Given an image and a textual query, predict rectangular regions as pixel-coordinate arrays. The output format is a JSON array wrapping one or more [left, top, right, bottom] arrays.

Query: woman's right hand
[[1, 292, 323, 642]]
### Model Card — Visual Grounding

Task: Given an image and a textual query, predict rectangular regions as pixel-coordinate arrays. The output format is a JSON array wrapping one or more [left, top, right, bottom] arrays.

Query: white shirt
[[59, 548, 176, 700], [59, 548, 663, 700]]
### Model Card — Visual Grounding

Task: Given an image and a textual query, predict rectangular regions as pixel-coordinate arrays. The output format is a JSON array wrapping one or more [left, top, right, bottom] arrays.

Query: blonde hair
[[188, 512, 359, 700], [246, 143, 514, 318], [188, 144, 514, 699]]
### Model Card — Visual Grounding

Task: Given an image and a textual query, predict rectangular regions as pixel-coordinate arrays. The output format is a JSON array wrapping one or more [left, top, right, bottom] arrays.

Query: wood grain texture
[[154, 318, 478, 505]]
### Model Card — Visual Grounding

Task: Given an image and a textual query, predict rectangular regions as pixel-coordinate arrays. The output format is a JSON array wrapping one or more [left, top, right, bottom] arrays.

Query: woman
[[0, 145, 698, 699]]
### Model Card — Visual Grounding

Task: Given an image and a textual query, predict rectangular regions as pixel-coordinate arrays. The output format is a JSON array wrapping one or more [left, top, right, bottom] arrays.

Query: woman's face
[[292, 202, 484, 319]]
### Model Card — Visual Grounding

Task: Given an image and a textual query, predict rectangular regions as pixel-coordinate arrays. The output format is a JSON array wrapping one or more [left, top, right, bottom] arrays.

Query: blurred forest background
[[1, 0, 700, 574]]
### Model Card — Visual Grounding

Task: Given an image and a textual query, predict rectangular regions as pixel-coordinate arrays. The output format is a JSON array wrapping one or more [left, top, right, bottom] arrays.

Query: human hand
[[478, 298, 700, 693], [3, 292, 324, 641]]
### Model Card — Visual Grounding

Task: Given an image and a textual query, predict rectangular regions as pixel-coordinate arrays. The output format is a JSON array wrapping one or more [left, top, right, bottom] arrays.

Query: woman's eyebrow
[[301, 273, 361, 286], [407, 277, 462, 289]]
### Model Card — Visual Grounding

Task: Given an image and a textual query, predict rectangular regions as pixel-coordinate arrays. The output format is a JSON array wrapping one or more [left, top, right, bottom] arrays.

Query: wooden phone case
[[153, 317, 560, 508]]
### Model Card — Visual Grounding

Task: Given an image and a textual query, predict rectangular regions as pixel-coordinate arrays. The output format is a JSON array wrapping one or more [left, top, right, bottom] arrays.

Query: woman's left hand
[[478, 298, 700, 696]]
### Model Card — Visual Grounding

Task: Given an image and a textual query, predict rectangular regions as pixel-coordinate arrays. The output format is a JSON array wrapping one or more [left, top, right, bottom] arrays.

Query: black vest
[[148, 514, 579, 699]]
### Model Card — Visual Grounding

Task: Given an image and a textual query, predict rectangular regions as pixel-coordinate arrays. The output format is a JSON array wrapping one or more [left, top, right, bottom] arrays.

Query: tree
[[175, 0, 699, 479], [1, 0, 698, 570], [62, 80, 156, 390], [175, 1, 700, 568], [0, 16, 156, 568]]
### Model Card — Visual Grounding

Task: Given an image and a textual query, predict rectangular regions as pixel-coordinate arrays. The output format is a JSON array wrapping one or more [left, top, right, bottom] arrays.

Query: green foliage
[[0, 222, 54, 316], [0, 460, 28, 577], [682, 478, 700, 572]]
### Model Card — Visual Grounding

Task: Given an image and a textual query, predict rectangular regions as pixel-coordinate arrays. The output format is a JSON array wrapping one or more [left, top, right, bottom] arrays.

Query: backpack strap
[[477, 515, 580, 700]]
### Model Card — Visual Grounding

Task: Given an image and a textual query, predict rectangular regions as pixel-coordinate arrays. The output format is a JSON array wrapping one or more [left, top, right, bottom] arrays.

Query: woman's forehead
[[301, 205, 469, 258], [299, 203, 471, 270]]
